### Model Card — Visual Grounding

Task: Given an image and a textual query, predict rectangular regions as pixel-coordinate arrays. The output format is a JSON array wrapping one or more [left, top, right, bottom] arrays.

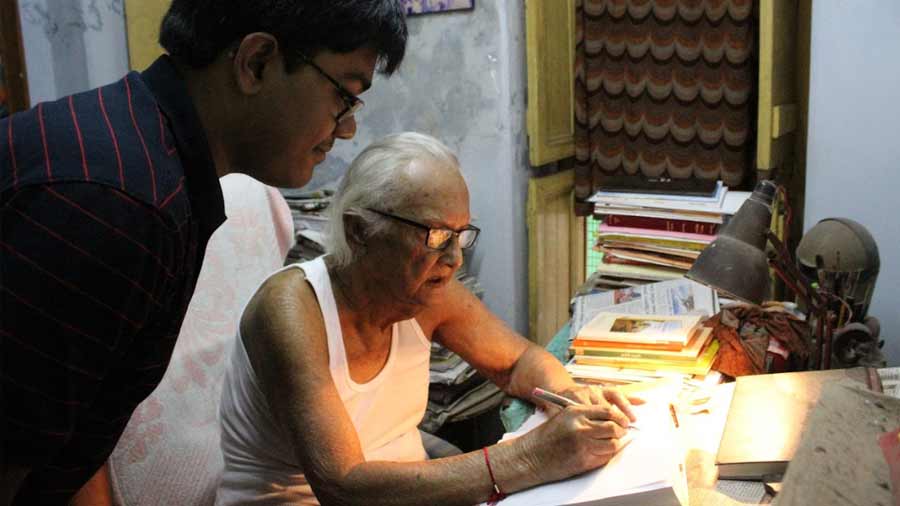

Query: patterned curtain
[[574, 0, 756, 205]]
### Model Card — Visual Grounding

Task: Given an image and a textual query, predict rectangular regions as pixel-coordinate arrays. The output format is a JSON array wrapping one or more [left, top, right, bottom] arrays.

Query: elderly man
[[216, 132, 637, 506], [0, 2, 407, 504]]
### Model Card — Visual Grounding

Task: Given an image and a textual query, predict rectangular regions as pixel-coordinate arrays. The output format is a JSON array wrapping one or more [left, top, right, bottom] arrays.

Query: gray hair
[[324, 132, 461, 267]]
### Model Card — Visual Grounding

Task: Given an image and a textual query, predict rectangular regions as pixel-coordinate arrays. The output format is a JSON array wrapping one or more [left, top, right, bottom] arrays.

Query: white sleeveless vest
[[216, 257, 431, 505]]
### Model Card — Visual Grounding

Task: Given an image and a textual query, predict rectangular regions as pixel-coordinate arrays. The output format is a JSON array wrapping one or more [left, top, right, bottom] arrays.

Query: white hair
[[324, 132, 461, 267]]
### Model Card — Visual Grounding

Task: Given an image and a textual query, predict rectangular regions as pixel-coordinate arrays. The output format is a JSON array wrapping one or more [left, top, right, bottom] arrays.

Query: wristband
[[482, 446, 507, 505]]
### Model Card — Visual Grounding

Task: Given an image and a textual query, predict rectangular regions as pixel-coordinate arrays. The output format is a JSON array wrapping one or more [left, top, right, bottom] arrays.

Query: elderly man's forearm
[[505, 345, 576, 400], [310, 443, 539, 506]]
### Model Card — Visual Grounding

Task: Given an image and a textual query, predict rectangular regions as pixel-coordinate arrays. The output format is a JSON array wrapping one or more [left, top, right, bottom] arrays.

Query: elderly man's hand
[[519, 389, 640, 485], [548, 385, 640, 423]]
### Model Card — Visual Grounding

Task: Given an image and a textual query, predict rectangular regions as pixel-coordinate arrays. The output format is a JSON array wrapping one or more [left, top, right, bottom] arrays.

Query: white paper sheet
[[487, 402, 687, 506]]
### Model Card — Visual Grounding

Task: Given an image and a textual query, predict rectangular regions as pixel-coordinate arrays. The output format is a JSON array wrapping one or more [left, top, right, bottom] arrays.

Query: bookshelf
[[0, 0, 28, 115]]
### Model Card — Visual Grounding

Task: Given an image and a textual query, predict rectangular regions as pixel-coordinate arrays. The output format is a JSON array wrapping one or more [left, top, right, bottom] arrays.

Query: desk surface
[[501, 323, 772, 505]]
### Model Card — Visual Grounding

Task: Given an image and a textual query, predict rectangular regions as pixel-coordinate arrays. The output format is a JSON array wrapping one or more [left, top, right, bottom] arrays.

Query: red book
[[604, 214, 719, 235]]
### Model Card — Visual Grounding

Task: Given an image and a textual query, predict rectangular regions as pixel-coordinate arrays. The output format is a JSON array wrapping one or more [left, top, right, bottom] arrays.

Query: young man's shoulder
[[1, 74, 190, 220]]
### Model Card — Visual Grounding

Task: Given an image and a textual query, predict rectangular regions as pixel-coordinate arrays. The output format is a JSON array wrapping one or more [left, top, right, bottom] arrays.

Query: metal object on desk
[[832, 317, 886, 368], [686, 180, 882, 371], [796, 218, 880, 321]]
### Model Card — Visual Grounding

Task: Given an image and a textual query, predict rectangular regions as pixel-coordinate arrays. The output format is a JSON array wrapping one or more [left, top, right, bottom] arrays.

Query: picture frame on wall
[[0, 0, 29, 117], [403, 0, 474, 16]]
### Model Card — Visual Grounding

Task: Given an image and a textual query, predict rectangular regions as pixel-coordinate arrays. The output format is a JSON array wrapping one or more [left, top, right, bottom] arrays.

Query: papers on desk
[[485, 402, 688, 506], [877, 366, 900, 398]]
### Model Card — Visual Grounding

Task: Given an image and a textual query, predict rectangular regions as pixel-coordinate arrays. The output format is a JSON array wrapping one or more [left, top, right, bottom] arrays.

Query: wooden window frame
[[0, 0, 29, 114]]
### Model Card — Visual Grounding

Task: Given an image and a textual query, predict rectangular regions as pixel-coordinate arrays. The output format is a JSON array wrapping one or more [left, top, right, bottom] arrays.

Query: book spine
[[571, 347, 698, 363], [570, 339, 684, 351], [605, 214, 719, 235], [601, 255, 647, 267], [572, 353, 715, 375], [596, 235, 709, 251], [606, 214, 718, 235], [572, 356, 708, 374]]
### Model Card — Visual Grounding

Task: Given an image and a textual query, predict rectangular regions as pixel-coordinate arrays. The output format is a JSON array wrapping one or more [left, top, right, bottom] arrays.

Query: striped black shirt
[[1, 55, 225, 504]]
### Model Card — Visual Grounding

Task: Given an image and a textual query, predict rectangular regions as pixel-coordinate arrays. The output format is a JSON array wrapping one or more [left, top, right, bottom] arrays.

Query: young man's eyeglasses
[[298, 53, 365, 125], [367, 208, 480, 251]]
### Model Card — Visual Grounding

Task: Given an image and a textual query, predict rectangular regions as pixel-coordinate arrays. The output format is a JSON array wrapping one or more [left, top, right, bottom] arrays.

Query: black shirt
[[1, 55, 226, 504]]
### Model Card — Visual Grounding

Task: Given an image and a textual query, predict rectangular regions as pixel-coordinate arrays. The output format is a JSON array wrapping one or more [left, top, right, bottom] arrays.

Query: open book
[[484, 402, 688, 506]]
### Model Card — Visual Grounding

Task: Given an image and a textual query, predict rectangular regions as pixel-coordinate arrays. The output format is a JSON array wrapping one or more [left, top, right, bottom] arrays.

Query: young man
[[0, 1, 407, 504]]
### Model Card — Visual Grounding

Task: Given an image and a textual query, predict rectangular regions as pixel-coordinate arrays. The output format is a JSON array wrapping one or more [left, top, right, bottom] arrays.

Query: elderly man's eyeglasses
[[367, 208, 480, 250], [297, 53, 365, 125]]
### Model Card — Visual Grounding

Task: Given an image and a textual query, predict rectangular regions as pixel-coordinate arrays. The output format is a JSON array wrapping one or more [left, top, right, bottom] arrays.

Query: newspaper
[[879, 367, 900, 398], [570, 278, 718, 341]]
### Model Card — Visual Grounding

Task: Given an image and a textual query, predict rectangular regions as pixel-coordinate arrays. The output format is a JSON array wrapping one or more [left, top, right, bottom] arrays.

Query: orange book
[[571, 328, 713, 361]]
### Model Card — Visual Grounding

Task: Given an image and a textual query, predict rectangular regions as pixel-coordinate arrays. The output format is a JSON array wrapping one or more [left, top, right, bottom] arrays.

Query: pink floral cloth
[[109, 174, 294, 506]]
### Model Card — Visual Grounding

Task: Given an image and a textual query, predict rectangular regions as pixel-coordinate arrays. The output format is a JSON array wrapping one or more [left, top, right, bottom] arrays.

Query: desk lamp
[[796, 218, 882, 367], [685, 180, 837, 369]]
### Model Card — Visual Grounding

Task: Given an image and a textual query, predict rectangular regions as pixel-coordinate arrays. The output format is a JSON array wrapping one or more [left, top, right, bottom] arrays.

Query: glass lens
[[337, 99, 365, 124], [426, 229, 453, 249], [459, 229, 479, 249]]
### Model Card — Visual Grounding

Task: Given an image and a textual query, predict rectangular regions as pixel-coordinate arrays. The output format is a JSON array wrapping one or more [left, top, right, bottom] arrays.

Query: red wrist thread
[[482, 446, 507, 505]]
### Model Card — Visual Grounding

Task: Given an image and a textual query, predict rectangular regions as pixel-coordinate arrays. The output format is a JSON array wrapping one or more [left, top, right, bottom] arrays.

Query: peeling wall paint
[[19, 0, 129, 104]]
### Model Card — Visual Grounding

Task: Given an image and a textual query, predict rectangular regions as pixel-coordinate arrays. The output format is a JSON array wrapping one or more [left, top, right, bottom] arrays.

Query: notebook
[[483, 402, 688, 506], [715, 367, 875, 480]]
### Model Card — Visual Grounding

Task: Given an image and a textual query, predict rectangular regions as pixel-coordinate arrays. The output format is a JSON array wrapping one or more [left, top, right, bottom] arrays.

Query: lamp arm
[[765, 230, 826, 311], [766, 229, 837, 369]]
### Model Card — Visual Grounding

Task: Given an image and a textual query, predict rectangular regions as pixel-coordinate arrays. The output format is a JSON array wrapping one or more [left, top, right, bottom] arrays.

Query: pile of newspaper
[[282, 188, 332, 264]]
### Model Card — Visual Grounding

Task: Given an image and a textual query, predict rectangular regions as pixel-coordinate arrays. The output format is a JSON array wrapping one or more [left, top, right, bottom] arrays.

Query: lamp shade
[[796, 217, 880, 319], [685, 180, 777, 305]]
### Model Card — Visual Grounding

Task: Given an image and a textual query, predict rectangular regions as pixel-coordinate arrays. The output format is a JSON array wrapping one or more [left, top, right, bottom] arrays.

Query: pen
[[532, 387, 581, 408], [668, 403, 680, 428], [532, 387, 641, 432]]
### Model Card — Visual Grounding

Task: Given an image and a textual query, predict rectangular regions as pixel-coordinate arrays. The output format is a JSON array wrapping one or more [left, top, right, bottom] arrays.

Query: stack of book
[[282, 188, 332, 264], [587, 181, 750, 289], [569, 313, 718, 378]]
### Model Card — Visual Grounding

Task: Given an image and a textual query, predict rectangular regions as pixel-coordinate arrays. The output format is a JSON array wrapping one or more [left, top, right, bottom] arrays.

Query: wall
[[305, 3, 532, 335], [19, 0, 128, 104], [806, 0, 900, 365]]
